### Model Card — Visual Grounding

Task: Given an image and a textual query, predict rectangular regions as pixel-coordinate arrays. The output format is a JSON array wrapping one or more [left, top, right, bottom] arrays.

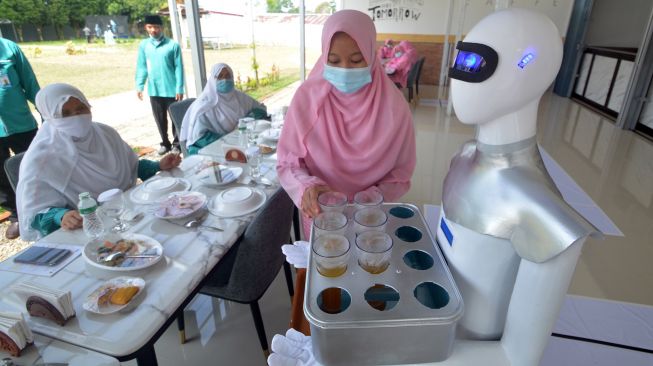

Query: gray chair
[[177, 187, 295, 357], [4, 152, 25, 193], [168, 98, 196, 156], [406, 56, 426, 103]]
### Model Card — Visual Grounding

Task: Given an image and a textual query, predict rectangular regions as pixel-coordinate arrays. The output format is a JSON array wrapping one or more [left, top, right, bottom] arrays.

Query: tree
[[314, 1, 336, 14], [42, 0, 70, 40], [0, 0, 43, 41], [106, 0, 166, 27], [66, 0, 106, 36], [266, 0, 298, 13]]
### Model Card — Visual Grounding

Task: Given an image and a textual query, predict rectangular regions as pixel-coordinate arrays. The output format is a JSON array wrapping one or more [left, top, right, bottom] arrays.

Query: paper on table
[[11, 281, 75, 319], [0, 243, 81, 277], [0, 311, 34, 349]]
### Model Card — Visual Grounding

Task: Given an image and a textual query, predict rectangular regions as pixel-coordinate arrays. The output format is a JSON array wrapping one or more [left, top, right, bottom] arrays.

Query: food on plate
[[96, 285, 140, 306], [258, 144, 275, 154], [95, 238, 146, 266], [110, 286, 140, 305], [156, 193, 205, 218]]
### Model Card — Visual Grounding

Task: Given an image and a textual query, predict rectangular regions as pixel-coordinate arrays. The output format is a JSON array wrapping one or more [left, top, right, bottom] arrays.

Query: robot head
[[449, 8, 563, 125]]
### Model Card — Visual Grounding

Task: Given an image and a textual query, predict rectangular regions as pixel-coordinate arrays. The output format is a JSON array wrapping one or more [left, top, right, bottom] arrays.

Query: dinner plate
[[260, 128, 281, 141], [83, 233, 164, 272], [83, 276, 145, 315], [154, 191, 207, 220], [200, 166, 243, 187], [208, 187, 267, 218], [129, 177, 191, 204]]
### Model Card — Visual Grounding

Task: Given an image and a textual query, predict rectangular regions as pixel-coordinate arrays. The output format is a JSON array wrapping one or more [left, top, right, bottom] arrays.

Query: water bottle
[[78, 192, 104, 239], [237, 118, 248, 146]]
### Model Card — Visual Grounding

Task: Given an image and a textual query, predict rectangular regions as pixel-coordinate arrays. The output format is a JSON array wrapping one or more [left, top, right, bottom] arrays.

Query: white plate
[[199, 166, 243, 187], [154, 191, 207, 220], [83, 276, 145, 315], [83, 233, 164, 272], [208, 187, 267, 218], [260, 128, 281, 141], [179, 154, 206, 172], [129, 177, 191, 204]]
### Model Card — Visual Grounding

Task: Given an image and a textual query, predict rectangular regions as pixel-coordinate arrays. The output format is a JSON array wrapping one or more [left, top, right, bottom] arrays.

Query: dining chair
[[406, 56, 426, 103], [3, 152, 25, 193], [168, 98, 196, 157], [176, 187, 295, 358]]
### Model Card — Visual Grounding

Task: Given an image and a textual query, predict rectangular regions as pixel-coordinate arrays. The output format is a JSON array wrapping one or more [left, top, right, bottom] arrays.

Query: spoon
[[183, 214, 224, 231], [101, 252, 158, 264]]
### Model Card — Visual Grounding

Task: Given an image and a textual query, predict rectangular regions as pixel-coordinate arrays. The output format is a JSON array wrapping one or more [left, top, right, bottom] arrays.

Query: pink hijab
[[277, 9, 416, 207]]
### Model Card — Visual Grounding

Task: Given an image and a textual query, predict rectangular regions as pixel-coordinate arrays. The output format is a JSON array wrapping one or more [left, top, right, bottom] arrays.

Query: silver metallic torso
[[442, 138, 596, 263]]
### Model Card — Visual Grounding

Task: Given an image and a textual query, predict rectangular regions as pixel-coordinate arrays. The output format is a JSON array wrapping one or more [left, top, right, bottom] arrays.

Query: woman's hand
[[61, 210, 83, 230], [301, 185, 332, 219], [159, 153, 182, 170]]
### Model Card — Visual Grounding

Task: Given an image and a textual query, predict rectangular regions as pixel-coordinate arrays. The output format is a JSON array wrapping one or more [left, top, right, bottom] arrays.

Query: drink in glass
[[313, 234, 350, 277], [317, 191, 347, 213], [353, 208, 387, 234], [356, 231, 393, 274], [313, 211, 347, 237], [354, 190, 384, 210]]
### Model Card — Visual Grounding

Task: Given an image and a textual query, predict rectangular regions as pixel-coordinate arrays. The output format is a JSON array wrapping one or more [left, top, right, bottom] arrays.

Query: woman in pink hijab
[[276, 9, 416, 236], [385, 40, 418, 88]]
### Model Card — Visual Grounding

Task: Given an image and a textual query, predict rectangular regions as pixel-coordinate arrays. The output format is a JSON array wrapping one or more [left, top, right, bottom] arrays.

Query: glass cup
[[247, 120, 259, 146], [313, 211, 347, 238], [353, 207, 387, 235], [356, 231, 393, 274], [354, 190, 384, 210], [317, 191, 347, 213], [313, 234, 350, 277], [246, 146, 261, 179], [99, 189, 127, 232]]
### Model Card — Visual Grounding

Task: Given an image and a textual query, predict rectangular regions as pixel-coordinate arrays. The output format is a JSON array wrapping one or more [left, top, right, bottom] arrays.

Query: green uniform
[[0, 38, 39, 137], [135, 37, 184, 97]]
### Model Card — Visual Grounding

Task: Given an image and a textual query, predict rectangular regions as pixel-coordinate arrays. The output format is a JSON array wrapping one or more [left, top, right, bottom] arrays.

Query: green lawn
[[20, 40, 320, 100]]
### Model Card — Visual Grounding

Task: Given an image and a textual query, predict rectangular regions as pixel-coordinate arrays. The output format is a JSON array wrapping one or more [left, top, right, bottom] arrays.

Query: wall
[[343, 0, 574, 85], [585, 0, 653, 48]]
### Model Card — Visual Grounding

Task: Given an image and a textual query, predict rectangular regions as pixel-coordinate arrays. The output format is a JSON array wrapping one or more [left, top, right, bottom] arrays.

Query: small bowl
[[130, 177, 191, 203]]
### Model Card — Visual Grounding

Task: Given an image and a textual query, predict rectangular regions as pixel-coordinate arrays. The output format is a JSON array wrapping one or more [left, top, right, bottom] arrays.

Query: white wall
[[585, 0, 653, 48], [342, 0, 573, 37]]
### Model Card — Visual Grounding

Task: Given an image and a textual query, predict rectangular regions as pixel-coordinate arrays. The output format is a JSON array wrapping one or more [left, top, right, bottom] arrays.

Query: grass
[[246, 72, 300, 100], [20, 40, 320, 100]]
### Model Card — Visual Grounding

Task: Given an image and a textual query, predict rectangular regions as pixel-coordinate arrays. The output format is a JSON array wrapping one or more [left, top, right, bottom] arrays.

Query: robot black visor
[[448, 41, 498, 83]]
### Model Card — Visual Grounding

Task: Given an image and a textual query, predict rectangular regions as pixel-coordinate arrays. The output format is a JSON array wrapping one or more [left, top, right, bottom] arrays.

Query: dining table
[[0, 128, 282, 366]]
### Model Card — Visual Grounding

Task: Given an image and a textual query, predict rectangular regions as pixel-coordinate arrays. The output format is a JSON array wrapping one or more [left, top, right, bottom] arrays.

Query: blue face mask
[[216, 79, 234, 93], [322, 64, 372, 94], [395, 51, 403, 58]]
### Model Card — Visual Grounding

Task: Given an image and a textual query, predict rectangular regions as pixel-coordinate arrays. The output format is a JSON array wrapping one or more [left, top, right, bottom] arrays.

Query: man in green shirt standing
[[0, 37, 40, 239], [135, 15, 184, 155]]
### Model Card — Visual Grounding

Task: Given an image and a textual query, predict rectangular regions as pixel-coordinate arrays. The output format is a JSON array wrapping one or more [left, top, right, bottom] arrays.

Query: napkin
[[0, 311, 34, 356], [12, 281, 75, 324], [281, 241, 310, 269]]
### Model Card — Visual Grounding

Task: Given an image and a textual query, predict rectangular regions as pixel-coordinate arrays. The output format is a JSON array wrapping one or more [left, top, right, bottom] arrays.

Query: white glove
[[267, 328, 320, 366], [281, 241, 310, 269]]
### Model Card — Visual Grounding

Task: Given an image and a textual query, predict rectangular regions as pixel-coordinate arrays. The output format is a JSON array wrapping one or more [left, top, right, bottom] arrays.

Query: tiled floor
[[124, 89, 653, 365]]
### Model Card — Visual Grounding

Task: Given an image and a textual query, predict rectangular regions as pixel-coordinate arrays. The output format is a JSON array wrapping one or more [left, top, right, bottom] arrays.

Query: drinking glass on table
[[246, 146, 261, 179], [354, 190, 384, 210], [356, 231, 393, 274], [317, 191, 347, 213], [313, 234, 350, 277], [98, 188, 128, 232], [313, 211, 348, 238], [353, 207, 387, 235]]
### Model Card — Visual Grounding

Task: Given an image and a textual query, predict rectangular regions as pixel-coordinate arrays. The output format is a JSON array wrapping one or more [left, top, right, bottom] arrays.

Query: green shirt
[[135, 37, 184, 98], [0, 38, 40, 137], [31, 159, 160, 237]]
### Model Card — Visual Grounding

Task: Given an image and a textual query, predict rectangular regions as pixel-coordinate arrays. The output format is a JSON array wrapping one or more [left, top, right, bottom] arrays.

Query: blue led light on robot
[[455, 51, 483, 72], [518, 53, 535, 69]]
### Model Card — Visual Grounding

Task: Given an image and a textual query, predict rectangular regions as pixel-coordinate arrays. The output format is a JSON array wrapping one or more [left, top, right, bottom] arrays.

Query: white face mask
[[49, 114, 93, 139]]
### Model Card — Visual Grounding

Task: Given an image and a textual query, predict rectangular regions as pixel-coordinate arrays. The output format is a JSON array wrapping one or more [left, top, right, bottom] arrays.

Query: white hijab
[[180, 63, 262, 148], [17, 83, 138, 240]]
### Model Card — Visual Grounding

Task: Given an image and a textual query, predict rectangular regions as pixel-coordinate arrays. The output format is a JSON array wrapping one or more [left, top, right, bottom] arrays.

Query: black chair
[[168, 98, 196, 156], [406, 56, 426, 103], [177, 188, 295, 357], [4, 152, 25, 193]]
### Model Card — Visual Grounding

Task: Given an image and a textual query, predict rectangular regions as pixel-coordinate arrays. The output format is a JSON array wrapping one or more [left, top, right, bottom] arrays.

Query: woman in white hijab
[[180, 63, 267, 155], [17, 83, 181, 240]]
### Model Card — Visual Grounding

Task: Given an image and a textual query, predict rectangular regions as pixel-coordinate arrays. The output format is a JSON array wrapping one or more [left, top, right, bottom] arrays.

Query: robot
[[436, 7, 597, 365], [269, 8, 598, 366]]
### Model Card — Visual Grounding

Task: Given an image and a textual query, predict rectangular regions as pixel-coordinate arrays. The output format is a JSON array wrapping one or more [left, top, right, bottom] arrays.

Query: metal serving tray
[[304, 203, 464, 365]]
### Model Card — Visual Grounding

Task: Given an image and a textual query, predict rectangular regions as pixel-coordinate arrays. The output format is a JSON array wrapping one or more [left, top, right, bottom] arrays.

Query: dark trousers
[[0, 129, 37, 213], [149, 96, 178, 149]]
